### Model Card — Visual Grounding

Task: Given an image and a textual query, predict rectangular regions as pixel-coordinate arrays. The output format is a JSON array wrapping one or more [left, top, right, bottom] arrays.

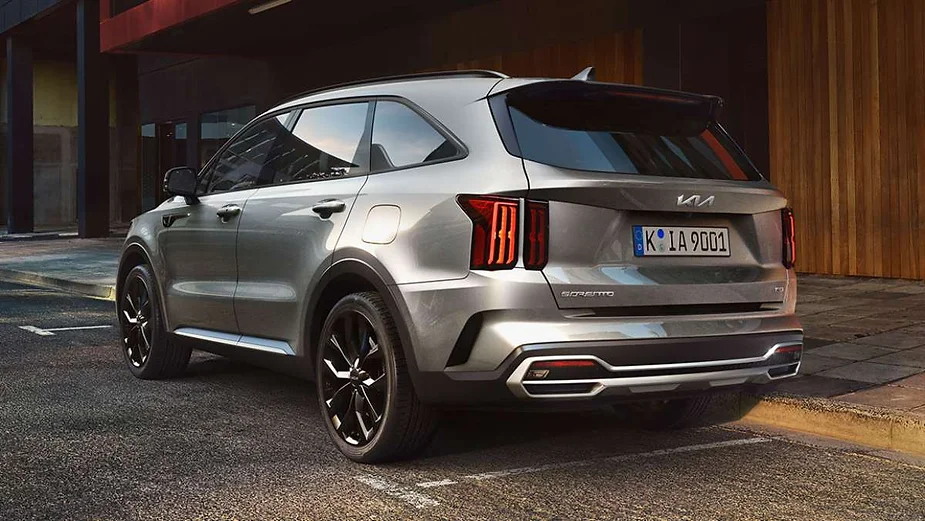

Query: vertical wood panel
[[769, 0, 925, 279], [433, 29, 644, 86]]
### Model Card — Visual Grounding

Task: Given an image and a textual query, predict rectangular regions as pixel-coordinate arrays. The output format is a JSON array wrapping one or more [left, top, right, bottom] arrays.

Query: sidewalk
[[0, 237, 923, 454], [0, 237, 122, 299]]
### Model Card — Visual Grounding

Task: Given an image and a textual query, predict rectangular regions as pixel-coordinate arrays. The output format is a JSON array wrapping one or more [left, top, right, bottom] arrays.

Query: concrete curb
[[0, 267, 115, 301], [739, 393, 925, 457]]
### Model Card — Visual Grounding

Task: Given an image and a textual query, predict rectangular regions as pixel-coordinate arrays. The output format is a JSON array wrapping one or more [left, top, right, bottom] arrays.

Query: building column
[[5, 36, 34, 233], [186, 112, 200, 170], [77, 0, 110, 237]]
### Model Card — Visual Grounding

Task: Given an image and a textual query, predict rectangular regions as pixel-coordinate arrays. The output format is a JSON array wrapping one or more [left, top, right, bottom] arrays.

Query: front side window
[[200, 105, 257, 169], [203, 112, 291, 194], [370, 101, 458, 171]]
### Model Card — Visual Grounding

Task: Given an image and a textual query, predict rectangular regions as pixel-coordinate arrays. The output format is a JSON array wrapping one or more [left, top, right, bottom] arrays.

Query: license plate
[[633, 226, 731, 257]]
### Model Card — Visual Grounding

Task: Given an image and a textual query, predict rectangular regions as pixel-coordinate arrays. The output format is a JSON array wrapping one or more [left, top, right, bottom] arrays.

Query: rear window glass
[[500, 84, 761, 182]]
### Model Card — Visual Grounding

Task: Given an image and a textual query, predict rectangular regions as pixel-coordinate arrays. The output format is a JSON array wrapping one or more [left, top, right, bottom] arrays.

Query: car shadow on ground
[[180, 352, 751, 461]]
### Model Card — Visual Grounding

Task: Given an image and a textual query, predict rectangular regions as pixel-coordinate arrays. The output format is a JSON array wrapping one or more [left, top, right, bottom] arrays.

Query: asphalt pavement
[[1, 280, 924, 521]]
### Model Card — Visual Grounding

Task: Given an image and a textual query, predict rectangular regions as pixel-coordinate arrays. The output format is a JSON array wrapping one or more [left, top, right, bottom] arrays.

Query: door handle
[[216, 204, 242, 222], [311, 199, 346, 219]]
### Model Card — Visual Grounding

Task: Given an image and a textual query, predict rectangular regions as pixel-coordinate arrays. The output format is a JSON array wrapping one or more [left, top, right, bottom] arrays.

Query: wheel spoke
[[139, 324, 151, 358], [322, 358, 351, 381], [360, 338, 381, 369], [357, 319, 370, 358], [325, 382, 352, 412], [138, 286, 149, 311], [329, 334, 352, 367], [359, 385, 382, 423], [336, 392, 359, 438], [122, 309, 137, 325], [355, 392, 375, 441], [341, 314, 359, 364], [364, 373, 386, 393], [124, 292, 137, 314]]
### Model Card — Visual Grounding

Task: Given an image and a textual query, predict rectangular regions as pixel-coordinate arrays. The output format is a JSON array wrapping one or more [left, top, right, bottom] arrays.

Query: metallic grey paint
[[119, 73, 802, 404]]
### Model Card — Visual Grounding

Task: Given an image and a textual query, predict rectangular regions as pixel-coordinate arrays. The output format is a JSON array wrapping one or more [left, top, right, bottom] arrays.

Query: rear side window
[[277, 102, 371, 183], [370, 101, 459, 172], [497, 83, 761, 182]]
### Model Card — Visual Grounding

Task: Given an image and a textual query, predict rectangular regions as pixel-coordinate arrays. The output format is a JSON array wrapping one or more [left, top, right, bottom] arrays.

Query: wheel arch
[[305, 254, 422, 387], [116, 241, 170, 329]]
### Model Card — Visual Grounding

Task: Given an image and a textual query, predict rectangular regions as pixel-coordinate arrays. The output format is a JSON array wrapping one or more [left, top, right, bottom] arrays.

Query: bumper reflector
[[532, 360, 597, 369]]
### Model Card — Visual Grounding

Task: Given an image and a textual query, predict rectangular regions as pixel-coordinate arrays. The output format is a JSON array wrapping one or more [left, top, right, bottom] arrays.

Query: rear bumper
[[413, 330, 803, 404]]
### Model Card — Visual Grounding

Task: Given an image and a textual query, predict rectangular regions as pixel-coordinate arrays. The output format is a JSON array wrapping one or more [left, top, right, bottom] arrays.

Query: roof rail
[[279, 70, 509, 106]]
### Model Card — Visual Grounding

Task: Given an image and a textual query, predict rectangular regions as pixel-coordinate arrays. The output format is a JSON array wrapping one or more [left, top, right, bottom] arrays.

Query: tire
[[614, 396, 712, 430], [316, 292, 437, 463], [117, 264, 191, 380]]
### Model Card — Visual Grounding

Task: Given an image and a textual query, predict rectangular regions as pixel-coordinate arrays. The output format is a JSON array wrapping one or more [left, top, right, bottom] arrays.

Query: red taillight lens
[[782, 207, 796, 269], [524, 200, 548, 270], [458, 195, 519, 270], [531, 360, 597, 369]]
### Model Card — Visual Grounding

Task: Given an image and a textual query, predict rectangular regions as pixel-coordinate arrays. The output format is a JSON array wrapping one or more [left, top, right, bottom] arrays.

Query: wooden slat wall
[[432, 30, 644, 85], [769, 0, 925, 278]]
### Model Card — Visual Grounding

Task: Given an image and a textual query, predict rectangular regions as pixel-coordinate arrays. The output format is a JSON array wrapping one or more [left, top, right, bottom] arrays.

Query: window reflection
[[371, 101, 457, 171], [200, 105, 257, 169], [202, 103, 370, 194]]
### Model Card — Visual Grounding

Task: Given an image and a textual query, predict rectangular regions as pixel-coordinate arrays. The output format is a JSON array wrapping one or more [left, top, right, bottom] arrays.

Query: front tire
[[117, 264, 191, 379], [316, 292, 437, 463]]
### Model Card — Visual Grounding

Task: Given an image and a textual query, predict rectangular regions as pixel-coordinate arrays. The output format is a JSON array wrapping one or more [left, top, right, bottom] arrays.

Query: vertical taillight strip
[[458, 195, 519, 270], [782, 207, 796, 269], [524, 200, 549, 270]]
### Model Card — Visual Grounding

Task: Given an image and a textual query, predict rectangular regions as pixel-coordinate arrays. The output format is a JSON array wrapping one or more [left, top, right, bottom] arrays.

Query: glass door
[[140, 121, 187, 212]]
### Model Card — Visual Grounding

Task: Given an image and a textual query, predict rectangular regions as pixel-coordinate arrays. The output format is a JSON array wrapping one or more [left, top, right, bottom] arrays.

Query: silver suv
[[116, 69, 802, 462]]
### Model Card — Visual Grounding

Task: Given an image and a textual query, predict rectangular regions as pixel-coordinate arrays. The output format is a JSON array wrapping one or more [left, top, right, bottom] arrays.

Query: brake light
[[782, 207, 796, 269], [524, 200, 548, 270], [458, 195, 519, 270]]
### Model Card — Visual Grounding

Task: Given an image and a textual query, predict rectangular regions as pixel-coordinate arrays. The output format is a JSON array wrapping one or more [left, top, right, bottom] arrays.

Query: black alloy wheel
[[117, 264, 191, 379], [316, 292, 437, 463], [120, 273, 154, 368], [319, 310, 387, 446]]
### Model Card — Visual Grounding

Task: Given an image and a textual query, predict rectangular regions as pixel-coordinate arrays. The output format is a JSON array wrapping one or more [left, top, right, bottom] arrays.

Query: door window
[[202, 112, 292, 194], [267, 102, 371, 185], [370, 101, 459, 171], [200, 105, 257, 169]]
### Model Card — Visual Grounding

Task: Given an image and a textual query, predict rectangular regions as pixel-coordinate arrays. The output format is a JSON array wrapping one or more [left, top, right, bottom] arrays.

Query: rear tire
[[316, 292, 437, 463], [117, 264, 191, 380], [614, 396, 712, 430]]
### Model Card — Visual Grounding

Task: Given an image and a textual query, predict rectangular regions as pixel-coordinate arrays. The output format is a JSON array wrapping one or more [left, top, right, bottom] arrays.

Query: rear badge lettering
[[561, 291, 615, 298]]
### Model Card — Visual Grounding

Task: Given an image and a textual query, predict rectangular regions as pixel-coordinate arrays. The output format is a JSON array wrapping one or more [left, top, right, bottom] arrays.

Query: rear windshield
[[496, 83, 762, 182]]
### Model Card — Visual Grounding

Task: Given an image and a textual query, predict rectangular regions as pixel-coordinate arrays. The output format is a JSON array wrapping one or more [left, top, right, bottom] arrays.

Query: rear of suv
[[116, 69, 802, 463]]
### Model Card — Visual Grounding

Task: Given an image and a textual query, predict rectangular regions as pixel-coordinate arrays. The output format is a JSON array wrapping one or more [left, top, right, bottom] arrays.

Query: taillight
[[782, 207, 796, 269], [524, 200, 548, 270], [458, 195, 519, 270]]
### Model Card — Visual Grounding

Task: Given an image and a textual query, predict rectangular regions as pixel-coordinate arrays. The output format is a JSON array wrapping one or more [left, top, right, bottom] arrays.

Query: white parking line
[[18, 326, 54, 336], [417, 437, 771, 489], [417, 479, 458, 488], [354, 474, 440, 509], [18, 325, 112, 336]]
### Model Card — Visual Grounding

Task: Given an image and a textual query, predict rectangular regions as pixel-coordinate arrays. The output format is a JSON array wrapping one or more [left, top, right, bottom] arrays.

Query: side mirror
[[163, 166, 199, 204]]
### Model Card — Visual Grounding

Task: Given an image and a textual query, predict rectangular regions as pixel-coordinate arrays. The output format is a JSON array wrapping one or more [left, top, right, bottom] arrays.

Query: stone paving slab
[[837, 385, 925, 411], [770, 274, 925, 416]]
